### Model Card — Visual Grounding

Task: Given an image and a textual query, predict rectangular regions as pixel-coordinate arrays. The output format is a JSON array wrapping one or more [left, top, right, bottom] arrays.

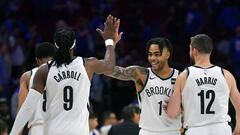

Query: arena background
[[0, 0, 239, 134]]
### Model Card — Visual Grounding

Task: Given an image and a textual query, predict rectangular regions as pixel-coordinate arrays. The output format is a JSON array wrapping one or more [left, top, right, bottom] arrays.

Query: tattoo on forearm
[[111, 66, 137, 80], [110, 66, 148, 83]]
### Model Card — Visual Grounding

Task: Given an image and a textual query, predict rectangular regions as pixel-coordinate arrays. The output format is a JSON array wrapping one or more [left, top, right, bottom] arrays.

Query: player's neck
[[194, 55, 213, 68], [70, 53, 74, 60], [153, 65, 172, 78]]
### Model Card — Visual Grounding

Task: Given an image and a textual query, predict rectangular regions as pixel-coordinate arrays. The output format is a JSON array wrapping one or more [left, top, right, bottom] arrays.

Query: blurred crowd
[[0, 0, 240, 133]]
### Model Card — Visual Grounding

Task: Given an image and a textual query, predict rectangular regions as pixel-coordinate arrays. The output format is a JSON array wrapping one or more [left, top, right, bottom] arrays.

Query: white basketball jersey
[[182, 66, 231, 128], [44, 57, 91, 135], [138, 68, 182, 132], [28, 67, 44, 127]]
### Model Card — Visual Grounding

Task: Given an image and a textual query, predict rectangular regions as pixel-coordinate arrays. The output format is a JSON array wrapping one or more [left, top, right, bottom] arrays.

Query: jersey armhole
[[82, 57, 85, 66], [185, 67, 190, 78], [138, 69, 149, 94], [47, 61, 54, 69], [221, 68, 225, 76], [30, 69, 33, 76]]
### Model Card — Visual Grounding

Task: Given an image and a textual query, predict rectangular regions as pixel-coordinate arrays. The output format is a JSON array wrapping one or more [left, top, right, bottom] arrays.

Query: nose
[[149, 55, 156, 61]]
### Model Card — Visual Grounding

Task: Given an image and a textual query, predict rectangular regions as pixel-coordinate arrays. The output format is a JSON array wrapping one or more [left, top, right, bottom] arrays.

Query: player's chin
[[151, 65, 159, 70]]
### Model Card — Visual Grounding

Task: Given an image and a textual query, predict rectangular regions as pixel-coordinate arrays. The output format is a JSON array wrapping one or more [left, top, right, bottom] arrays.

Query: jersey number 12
[[198, 90, 215, 114]]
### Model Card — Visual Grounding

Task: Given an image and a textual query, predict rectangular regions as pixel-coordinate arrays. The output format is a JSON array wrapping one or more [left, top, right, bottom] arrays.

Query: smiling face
[[148, 44, 170, 71]]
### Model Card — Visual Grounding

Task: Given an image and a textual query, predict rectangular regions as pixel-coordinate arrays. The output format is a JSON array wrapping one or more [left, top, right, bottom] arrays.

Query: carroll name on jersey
[[53, 71, 81, 82]]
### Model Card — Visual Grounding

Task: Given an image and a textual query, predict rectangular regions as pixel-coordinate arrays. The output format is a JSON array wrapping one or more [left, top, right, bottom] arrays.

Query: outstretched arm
[[105, 65, 148, 92], [106, 66, 146, 81], [224, 70, 240, 135], [85, 15, 122, 80]]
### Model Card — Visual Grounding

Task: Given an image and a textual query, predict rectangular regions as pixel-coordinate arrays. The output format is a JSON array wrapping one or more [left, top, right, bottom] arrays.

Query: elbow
[[166, 107, 179, 119], [104, 65, 115, 74], [167, 111, 177, 119], [104, 62, 115, 74]]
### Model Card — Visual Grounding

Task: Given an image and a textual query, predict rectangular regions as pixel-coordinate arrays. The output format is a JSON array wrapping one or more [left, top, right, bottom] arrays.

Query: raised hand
[[96, 15, 123, 48]]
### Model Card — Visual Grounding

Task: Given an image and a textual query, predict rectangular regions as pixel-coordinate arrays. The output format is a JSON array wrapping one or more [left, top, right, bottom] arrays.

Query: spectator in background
[[8, 27, 24, 81], [100, 111, 117, 135], [0, 119, 8, 135], [0, 98, 13, 132], [89, 112, 100, 135], [108, 105, 140, 135]]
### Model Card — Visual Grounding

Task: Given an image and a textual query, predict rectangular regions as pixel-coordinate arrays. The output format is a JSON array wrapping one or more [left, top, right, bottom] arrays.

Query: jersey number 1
[[198, 90, 215, 114], [159, 101, 162, 115]]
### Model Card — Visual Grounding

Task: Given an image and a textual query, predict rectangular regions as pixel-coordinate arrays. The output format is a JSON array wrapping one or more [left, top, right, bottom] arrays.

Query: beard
[[190, 55, 195, 65]]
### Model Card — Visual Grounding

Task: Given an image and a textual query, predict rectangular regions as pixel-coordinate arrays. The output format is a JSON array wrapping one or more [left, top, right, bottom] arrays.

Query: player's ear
[[192, 48, 198, 56], [165, 49, 170, 59], [36, 58, 40, 65]]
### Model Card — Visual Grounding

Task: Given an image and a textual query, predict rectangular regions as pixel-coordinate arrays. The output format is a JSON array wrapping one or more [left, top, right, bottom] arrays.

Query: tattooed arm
[[106, 65, 148, 92], [106, 65, 148, 81]]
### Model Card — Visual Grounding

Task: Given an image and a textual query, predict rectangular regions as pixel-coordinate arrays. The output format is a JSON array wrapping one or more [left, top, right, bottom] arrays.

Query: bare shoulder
[[222, 68, 236, 89], [84, 57, 98, 63], [175, 69, 188, 91], [31, 64, 49, 93], [20, 71, 31, 83], [222, 68, 234, 79], [35, 64, 49, 80], [177, 69, 188, 80]]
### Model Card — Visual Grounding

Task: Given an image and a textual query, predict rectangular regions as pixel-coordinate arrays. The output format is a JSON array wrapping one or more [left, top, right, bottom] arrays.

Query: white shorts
[[28, 124, 43, 135], [185, 122, 232, 135], [139, 129, 181, 135]]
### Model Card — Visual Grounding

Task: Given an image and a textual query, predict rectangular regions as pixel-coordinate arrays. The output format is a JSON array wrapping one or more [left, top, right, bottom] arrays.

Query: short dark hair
[[121, 105, 140, 120], [102, 111, 113, 121], [53, 26, 75, 67], [190, 34, 213, 54], [35, 42, 55, 59], [0, 119, 7, 134], [146, 37, 173, 57], [89, 111, 98, 119]]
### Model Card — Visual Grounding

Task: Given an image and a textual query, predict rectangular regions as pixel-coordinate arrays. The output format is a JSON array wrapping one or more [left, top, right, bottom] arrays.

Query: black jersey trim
[[82, 57, 85, 66], [137, 92, 142, 102], [151, 68, 175, 80], [221, 68, 225, 76], [47, 61, 54, 69], [193, 65, 215, 69], [186, 67, 189, 77]]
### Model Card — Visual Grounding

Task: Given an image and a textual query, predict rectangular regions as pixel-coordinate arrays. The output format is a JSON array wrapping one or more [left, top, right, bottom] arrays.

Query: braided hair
[[53, 26, 75, 67]]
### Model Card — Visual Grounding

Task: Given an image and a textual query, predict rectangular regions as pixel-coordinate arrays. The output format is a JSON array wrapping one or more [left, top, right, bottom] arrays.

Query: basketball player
[[10, 15, 122, 135], [104, 37, 182, 135], [17, 42, 55, 135], [166, 34, 240, 135]]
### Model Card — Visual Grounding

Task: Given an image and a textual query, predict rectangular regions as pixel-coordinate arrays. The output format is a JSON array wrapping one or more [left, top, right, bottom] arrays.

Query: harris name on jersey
[[53, 70, 81, 82], [195, 77, 217, 86]]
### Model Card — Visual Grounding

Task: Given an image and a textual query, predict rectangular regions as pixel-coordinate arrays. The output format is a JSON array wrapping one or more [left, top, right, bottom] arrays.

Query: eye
[[155, 53, 161, 57]]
